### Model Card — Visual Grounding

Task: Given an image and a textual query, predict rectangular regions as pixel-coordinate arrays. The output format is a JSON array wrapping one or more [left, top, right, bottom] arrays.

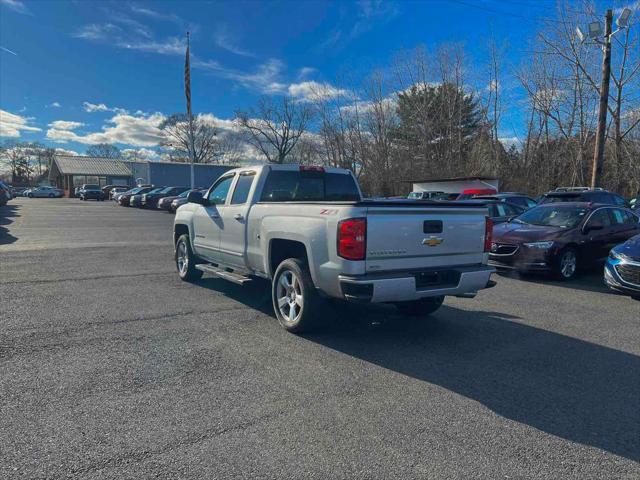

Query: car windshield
[[148, 188, 164, 194], [512, 205, 588, 228], [179, 190, 193, 198], [85, 184, 99, 190], [160, 187, 174, 193], [540, 194, 580, 204]]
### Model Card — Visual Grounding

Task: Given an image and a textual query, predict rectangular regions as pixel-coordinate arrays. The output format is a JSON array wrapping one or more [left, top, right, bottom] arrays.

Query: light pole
[[576, 8, 633, 189]]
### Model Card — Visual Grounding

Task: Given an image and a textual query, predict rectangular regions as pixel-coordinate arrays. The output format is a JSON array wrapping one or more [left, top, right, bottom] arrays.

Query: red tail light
[[338, 218, 366, 260], [484, 217, 493, 252]]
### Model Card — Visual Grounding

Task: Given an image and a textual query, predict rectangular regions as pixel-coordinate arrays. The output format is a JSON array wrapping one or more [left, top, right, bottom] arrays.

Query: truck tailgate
[[364, 205, 488, 273]]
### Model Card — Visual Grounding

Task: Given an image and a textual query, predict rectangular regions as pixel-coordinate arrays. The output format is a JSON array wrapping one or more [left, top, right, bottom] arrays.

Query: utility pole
[[590, 9, 613, 189]]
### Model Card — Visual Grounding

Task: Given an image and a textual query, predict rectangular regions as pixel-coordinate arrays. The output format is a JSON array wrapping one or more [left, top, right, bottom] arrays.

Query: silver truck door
[[218, 171, 256, 268], [192, 174, 235, 262]]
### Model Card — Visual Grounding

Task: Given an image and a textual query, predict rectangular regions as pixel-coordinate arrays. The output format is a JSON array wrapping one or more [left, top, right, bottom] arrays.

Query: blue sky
[[0, 0, 636, 158]]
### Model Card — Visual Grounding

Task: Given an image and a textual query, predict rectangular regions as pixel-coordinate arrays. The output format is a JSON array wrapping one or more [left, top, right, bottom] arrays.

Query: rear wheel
[[48, 193, 54, 198], [272, 258, 319, 333], [395, 296, 444, 316], [175, 234, 203, 281], [28, 193, 33, 198], [555, 248, 578, 280]]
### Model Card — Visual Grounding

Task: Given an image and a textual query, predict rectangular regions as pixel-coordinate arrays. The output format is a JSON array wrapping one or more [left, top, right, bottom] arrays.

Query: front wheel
[[395, 296, 444, 316], [28, 193, 33, 198], [272, 258, 320, 333], [48, 193, 54, 198], [175, 234, 203, 281], [555, 248, 578, 280]]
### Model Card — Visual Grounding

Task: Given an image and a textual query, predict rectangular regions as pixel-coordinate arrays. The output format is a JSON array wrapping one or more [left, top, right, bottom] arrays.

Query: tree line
[[2, 3, 638, 196]]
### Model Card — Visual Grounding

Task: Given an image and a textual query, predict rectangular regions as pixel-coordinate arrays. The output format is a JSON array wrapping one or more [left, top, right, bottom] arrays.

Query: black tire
[[395, 296, 444, 317], [28, 193, 33, 198], [272, 258, 320, 333], [554, 247, 578, 280], [175, 234, 203, 281], [48, 193, 54, 198]]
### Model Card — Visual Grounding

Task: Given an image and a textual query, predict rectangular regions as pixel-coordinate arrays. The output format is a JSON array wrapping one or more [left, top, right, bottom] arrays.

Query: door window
[[587, 209, 612, 228], [611, 209, 626, 225], [207, 176, 234, 205], [230, 172, 256, 205]]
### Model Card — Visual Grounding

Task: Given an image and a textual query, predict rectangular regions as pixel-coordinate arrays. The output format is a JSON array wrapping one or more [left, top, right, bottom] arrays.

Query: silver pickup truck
[[173, 164, 495, 332]]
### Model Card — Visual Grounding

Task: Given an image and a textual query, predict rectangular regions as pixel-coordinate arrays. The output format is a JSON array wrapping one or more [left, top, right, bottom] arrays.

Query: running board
[[195, 264, 252, 285]]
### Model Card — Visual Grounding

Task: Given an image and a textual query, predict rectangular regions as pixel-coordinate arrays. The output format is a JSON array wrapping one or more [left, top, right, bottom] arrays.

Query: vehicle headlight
[[523, 241, 554, 249]]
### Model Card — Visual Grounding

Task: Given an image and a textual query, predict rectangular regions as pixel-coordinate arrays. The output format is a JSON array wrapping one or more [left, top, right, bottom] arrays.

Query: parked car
[[168, 189, 204, 212], [474, 193, 538, 209], [489, 202, 640, 279], [78, 184, 105, 201], [456, 188, 498, 200], [459, 199, 525, 224], [101, 184, 126, 198], [131, 187, 164, 207], [118, 186, 155, 207], [141, 186, 189, 209], [26, 186, 63, 198], [407, 191, 445, 200], [605, 234, 640, 300], [10, 186, 27, 197], [109, 186, 129, 200], [539, 188, 626, 206], [174, 164, 496, 333], [74, 186, 82, 197]]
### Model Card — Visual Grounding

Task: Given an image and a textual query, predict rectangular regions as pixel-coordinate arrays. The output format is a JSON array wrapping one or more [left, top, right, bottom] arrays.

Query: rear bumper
[[338, 265, 495, 303]]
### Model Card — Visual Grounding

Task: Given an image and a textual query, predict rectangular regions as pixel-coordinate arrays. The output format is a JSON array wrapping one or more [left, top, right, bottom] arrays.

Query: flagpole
[[185, 31, 195, 189]]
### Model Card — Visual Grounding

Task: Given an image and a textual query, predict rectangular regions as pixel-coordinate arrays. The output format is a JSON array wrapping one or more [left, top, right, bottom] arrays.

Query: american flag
[[185, 32, 191, 117]]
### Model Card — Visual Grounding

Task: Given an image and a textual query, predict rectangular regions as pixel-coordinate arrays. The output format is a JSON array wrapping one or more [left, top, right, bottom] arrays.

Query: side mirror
[[187, 190, 206, 205]]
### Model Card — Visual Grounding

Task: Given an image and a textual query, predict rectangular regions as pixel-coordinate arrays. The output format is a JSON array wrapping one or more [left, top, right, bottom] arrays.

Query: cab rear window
[[260, 170, 360, 202]]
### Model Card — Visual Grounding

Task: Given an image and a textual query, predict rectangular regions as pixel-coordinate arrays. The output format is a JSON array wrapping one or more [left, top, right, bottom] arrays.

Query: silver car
[[26, 186, 63, 198]]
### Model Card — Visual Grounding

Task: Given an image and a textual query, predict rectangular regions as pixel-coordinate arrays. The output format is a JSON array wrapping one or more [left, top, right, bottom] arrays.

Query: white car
[[26, 186, 63, 198]]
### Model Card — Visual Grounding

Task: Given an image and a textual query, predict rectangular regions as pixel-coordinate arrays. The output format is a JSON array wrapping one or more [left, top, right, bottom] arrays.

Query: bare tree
[[159, 114, 219, 163], [235, 96, 313, 164], [86, 143, 122, 158]]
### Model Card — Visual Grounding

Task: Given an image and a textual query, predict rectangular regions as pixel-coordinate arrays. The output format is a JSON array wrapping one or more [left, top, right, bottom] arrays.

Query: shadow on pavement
[[303, 304, 640, 463], [497, 269, 609, 294], [0, 204, 20, 245], [189, 274, 640, 462]]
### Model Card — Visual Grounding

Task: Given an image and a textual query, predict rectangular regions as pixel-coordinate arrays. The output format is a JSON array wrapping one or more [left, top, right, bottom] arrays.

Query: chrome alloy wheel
[[276, 269, 303, 324], [560, 250, 577, 278], [176, 240, 189, 275]]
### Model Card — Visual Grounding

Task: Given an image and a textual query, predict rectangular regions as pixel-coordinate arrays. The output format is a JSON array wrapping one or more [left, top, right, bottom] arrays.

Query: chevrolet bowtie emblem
[[422, 236, 443, 247]]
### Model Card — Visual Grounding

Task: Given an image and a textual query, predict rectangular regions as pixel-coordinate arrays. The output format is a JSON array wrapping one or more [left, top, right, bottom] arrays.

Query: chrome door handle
[[234, 213, 244, 220]]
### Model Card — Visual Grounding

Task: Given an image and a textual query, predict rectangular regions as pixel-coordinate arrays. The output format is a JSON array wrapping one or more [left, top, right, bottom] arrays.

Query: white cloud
[[288, 81, 349, 102], [49, 102, 62, 108], [74, 23, 121, 41], [499, 136, 522, 149], [297, 67, 316, 79], [130, 5, 183, 25], [0, 0, 30, 15], [0, 109, 41, 137], [47, 112, 165, 147], [83, 102, 128, 114], [122, 147, 160, 160], [74, 18, 286, 94], [213, 24, 254, 57], [48, 120, 84, 130], [54, 148, 80, 156], [1, 46, 17, 55]]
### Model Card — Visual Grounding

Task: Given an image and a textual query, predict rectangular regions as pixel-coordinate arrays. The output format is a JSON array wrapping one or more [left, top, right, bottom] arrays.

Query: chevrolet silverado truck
[[173, 165, 495, 332]]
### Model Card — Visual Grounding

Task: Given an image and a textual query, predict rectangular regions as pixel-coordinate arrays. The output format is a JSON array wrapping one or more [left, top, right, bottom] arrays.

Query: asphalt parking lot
[[1, 197, 639, 479]]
